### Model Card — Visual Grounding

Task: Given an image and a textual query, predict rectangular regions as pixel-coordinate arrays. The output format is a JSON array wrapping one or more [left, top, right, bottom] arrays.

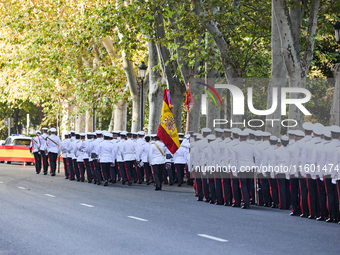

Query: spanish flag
[[157, 89, 180, 154]]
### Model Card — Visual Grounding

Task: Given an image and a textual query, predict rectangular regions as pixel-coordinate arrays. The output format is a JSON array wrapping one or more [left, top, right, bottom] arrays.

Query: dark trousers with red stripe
[[196, 172, 209, 200], [222, 176, 232, 205], [325, 176, 339, 220], [144, 162, 152, 183], [40, 150, 49, 174], [34, 152, 42, 174], [269, 177, 279, 206], [78, 162, 85, 181], [167, 163, 175, 184], [215, 176, 224, 205], [93, 159, 102, 182], [175, 164, 185, 185], [101, 163, 111, 182], [73, 159, 80, 180], [125, 160, 134, 184], [232, 176, 241, 207], [132, 162, 138, 182], [260, 174, 271, 204], [62, 158, 68, 177], [299, 177, 309, 215], [84, 159, 93, 182], [277, 174, 290, 209], [317, 178, 328, 219], [49, 153, 58, 175], [109, 164, 117, 182], [67, 157, 75, 179], [307, 175, 318, 217], [153, 164, 165, 188], [290, 176, 301, 215], [239, 172, 253, 208], [118, 162, 127, 182], [137, 165, 144, 182]]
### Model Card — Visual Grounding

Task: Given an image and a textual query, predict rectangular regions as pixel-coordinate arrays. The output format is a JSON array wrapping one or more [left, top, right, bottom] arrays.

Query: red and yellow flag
[[157, 89, 180, 154], [184, 85, 194, 112]]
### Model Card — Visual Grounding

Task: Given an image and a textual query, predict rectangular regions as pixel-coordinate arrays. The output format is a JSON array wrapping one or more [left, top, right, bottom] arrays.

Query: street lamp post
[[138, 61, 148, 131]]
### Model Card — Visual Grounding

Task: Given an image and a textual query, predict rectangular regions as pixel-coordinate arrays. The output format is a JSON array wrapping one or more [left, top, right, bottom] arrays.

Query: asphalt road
[[0, 163, 339, 255]]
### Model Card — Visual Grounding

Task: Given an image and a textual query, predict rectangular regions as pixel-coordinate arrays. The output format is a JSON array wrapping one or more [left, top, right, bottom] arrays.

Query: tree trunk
[[75, 112, 84, 133], [265, 1, 287, 136], [114, 99, 127, 131], [148, 41, 163, 134], [330, 63, 340, 126], [186, 78, 201, 133], [108, 107, 115, 132], [85, 110, 93, 132]]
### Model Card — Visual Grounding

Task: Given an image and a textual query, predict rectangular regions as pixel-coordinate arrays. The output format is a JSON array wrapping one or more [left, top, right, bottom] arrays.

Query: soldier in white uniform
[[67, 131, 76, 180], [116, 131, 127, 184], [202, 134, 216, 201], [97, 132, 115, 186], [76, 133, 87, 182], [229, 128, 241, 207], [60, 132, 70, 179], [46, 127, 60, 176], [321, 125, 340, 222], [140, 135, 152, 185], [274, 135, 290, 210], [92, 130, 104, 184], [72, 133, 82, 181], [86, 132, 97, 183], [220, 129, 233, 206], [288, 130, 304, 216], [39, 127, 49, 175], [30, 130, 41, 174], [232, 130, 260, 209], [174, 139, 187, 187], [123, 132, 137, 186], [136, 131, 146, 184], [149, 135, 166, 190], [109, 131, 120, 183], [256, 132, 271, 207]]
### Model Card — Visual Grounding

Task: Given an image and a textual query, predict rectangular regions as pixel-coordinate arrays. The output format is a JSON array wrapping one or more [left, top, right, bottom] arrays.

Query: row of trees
[[0, 0, 339, 138]]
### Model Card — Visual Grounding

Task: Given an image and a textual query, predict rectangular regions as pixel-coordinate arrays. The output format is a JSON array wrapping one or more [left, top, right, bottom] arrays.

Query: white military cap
[[201, 128, 212, 133], [120, 131, 127, 136], [70, 130, 76, 134], [185, 134, 190, 139], [254, 130, 263, 137], [281, 135, 289, 141], [313, 124, 324, 135], [192, 133, 199, 137], [287, 130, 296, 135], [231, 128, 242, 134], [270, 135, 278, 141], [112, 131, 120, 134], [323, 127, 331, 137], [214, 128, 224, 133], [223, 128, 232, 133], [138, 131, 145, 136], [132, 132, 138, 135], [86, 132, 92, 135], [196, 134, 203, 140], [42, 127, 48, 131], [35, 130, 41, 134], [302, 122, 314, 131], [295, 130, 305, 137], [243, 128, 253, 134], [95, 130, 102, 134], [239, 131, 249, 137], [50, 127, 56, 132], [103, 132, 111, 137], [80, 133, 86, 137], [178, 132, 185, 136], [262, 132, 271, 137], [75, 132, 80, 135], [330, 125, 340, 133], [179, 138, 183, 141], [206, 134, 216, 141]]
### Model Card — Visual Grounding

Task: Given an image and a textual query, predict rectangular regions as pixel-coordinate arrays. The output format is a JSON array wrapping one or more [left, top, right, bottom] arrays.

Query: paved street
[[0, 164, 339, 255]]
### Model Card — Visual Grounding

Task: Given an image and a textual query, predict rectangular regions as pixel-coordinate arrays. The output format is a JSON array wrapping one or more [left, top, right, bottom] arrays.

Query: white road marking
[[18, 187, 26, 190], [127, 216, 149, 222], [44, 194, 56, 198], [80, 203, 94, 208], [197, 234, 228, 242]]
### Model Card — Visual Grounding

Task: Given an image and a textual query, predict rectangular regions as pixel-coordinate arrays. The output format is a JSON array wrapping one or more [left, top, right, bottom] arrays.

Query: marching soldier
[[60, 133, 70, 179], [117, 131, 128, 184], [140, 135, 152, 185], [46, 128, 60, 176], [76, 133, 87, 182], [148, 135, 166, 190], [84, 133, 94, 183], [136, 131, 146, 184], [39, 127, 49, 175], [229, 128, 241, 207], [30, 130, 41, 174], [92, 130, 104, 184], [67, 131, 76, 180], [220, 129, 233, 206], [97, 132, 116, 186], [123, 132, 137, 186]]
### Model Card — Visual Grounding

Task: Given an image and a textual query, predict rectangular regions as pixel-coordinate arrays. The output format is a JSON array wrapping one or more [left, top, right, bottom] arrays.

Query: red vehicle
[[0, 135, 34, 164]]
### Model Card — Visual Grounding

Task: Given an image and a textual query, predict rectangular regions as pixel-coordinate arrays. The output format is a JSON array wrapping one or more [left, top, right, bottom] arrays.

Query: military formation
[[29, 129, 190, 191], [191, 122, 340, 224], [29, 122, 340, 225]]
